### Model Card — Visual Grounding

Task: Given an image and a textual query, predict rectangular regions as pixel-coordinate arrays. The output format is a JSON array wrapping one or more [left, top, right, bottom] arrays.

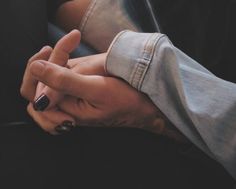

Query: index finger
[[33, 30, 81, 111], [20, 46, 53, 101], [30, 60, 104, 100], [49, 29, 81, 66]]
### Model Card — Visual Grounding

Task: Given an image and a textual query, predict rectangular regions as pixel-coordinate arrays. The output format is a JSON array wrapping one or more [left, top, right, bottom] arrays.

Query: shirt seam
[[138, 34, 167, 90], [79, 0, 97, 34], [130, 33, 166, 90]]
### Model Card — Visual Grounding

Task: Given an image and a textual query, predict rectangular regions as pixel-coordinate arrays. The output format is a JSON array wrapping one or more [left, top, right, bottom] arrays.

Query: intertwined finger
[[30, 60, 105, 101], [48, 29, 81, 66], [33, 30, 81, 111], [20, 46, 53, 101], [27, 103, 76, 135]]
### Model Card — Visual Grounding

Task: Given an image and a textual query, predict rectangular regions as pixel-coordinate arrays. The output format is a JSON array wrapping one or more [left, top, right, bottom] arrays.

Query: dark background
[[0, 0, 235, 188]]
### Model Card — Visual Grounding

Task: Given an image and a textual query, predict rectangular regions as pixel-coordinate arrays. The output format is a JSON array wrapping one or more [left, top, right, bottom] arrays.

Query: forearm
[[54, 0, 91, 32], [106, 31, 236, 179]]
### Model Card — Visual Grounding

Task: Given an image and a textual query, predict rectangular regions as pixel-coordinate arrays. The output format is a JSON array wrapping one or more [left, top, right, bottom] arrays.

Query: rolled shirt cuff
[[106, 30, 165, 90], [105, 30, 236, 179]]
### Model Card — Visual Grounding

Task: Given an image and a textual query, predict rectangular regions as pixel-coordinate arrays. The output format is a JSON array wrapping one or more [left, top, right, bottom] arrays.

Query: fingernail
[[55, 121, 75, 133], [33, 93, 50, 111]]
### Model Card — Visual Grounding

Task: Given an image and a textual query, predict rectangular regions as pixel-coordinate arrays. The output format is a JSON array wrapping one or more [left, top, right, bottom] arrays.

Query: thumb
[[34, 30, 81, 111], [30, 61, 104, 109], [49, 29, 81, 66]]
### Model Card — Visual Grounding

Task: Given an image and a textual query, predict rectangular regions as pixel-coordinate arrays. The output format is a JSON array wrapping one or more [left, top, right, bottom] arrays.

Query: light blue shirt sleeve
[[106, 30, 236, 179]]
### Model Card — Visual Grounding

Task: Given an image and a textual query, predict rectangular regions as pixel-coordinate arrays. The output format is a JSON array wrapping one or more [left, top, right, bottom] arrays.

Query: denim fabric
[[79, 0, 236, 181], [79, 0, 159, 52], [79, 0, 139, 52], [106, 31, 236, 180]]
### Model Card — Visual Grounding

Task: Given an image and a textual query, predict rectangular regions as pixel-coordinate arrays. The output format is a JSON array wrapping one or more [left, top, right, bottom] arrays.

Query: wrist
[[145, 113, 189, 143]]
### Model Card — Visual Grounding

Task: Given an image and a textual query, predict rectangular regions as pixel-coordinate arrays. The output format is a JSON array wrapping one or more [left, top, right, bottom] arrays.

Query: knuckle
[[67, 60, 75, 69], [43, 64, 54, 76], [20, 86, 26, 97], [20, 89, 30, 101], [54, 68, 68, 91], [27, 56, 35, 65], [27, 52, 39, 65], [19, 86, 31, 100], [26, 104, 33, 115]]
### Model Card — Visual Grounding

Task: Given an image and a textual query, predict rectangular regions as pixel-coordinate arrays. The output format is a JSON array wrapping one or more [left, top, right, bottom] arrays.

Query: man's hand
[[29, 60, 164, 131], [21, 30, 184, 141]]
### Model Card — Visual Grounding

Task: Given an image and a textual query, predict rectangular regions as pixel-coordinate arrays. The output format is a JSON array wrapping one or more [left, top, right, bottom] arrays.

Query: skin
[[20, 30, 185, 141]]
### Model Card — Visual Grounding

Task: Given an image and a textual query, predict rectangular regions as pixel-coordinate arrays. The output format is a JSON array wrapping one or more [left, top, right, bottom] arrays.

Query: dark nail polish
[[55, 121, 75, 133], [33, 94, 50, 111]]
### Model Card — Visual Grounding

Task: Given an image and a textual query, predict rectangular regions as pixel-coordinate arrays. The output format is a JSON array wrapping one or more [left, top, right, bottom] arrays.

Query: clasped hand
[[20, 30, 181, 141]]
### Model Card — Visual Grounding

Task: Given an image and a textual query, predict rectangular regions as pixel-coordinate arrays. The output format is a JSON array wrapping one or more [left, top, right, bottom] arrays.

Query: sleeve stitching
[[105, 30, 130, 75], [79, 0, 97, 34], [130, 33, 166, 90]]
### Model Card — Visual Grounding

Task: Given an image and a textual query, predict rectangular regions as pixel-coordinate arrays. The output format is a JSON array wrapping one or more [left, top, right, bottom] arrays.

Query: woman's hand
[[21, 30, 82, 134], [21, 30, 111, 134], [21, 30, 184, 141]]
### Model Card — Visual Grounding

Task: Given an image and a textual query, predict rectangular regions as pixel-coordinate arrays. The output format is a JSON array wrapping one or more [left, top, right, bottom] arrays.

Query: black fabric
[[124, 0, 160, 32], [151, 0, 236, 82], [0, 0, 235, 188], [0, 0, 69, 123], [0, 0, 48, 123], [0, 124, 235, 189]]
